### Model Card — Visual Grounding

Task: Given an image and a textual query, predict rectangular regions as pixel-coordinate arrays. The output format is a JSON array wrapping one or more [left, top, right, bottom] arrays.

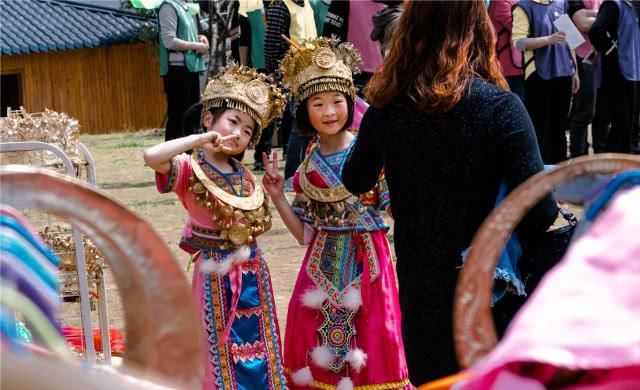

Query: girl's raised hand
[[261, 152, 285, 197], [199, 132, 238, 154]]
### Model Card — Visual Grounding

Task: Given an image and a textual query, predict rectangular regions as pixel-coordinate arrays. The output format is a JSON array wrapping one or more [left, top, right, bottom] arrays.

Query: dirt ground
[[59, 130, 394, 343]]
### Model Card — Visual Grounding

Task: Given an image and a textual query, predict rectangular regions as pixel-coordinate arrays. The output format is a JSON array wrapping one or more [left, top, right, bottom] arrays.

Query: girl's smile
[[307, 91, 349, 136]]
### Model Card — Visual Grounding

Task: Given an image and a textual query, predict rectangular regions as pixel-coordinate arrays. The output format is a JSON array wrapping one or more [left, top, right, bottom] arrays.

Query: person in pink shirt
[[322, 0, 385, 90], [488, 0, 526, 102]]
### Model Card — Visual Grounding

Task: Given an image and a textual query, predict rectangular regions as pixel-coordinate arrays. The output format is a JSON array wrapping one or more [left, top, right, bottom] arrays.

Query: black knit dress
[[342, 79, 558, 385]]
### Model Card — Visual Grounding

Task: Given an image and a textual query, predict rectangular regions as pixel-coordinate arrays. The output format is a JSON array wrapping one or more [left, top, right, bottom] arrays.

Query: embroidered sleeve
[[155, 153, 192, 195]]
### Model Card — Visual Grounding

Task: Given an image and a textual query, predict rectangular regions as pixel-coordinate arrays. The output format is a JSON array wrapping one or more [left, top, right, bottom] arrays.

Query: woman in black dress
[[342, 0, 558, 385]]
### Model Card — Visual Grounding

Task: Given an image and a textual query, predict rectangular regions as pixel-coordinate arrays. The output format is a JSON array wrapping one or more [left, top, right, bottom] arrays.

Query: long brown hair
[[365, 0, 508, 114]]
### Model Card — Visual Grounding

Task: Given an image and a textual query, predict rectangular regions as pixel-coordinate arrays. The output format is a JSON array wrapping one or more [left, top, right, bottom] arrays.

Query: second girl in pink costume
[[262, 37, 412, 389]]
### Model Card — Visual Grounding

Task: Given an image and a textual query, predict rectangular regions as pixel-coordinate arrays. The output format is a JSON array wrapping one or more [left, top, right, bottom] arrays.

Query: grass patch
[[100, 181, 155, 190], [128, 199, 177, 208], [113, 140, 145, 149]]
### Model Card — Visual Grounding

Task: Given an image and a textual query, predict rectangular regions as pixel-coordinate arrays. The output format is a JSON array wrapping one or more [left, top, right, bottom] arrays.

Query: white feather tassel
[[291, 366, 314, 386], [301, 288, 329, 309], [199, 259, 217, 275], [216, 256, 235, 275], [345, 348, 368, 372], [337, 376, 354, 390], [232, 246, 252, 264], [342, 286, 362, 311], [310, 345, 334, 369], [206, 255, 235, 276]]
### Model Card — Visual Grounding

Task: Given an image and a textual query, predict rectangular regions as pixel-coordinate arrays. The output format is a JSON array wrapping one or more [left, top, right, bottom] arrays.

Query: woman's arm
[[158, 4, 208, 53], [571, 50, 580, 94], [512, 6, 567, 50], [588, 2, 620, 53], [572, 8, 598, 33], [342, 108, 384, 194]]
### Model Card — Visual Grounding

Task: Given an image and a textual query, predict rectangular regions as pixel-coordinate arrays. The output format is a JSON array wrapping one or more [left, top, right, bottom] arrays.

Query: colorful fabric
[[155, 154, 286, 389], [156, 153, 257, 254], [0, 212, 59, 266], [0, 252, 60, 327], [0, 229, 59, 291], [194, 248, 286, 390], [290, 143, 390, 233], [456, 187, 640, 389], [284, 143, 411, 389]]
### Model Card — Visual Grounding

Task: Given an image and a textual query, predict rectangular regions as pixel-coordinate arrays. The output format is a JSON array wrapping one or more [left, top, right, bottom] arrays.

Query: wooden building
[[1, 0, 166, 134]]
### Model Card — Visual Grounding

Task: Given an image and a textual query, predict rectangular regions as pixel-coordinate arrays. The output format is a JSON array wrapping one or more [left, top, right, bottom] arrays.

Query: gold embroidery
[[191, 151, 264, 210], [298, 143, 351, 203], [189, 151, 272, 248]]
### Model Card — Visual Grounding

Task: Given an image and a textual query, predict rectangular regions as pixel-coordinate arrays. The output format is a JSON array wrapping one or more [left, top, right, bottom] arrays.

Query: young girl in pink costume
[[262, 37, 412, 390], [144, 65, 288, 389]]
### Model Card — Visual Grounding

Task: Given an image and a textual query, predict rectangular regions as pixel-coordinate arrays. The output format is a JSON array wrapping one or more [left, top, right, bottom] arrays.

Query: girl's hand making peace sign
[[199, 132, 238, 155], [261, 152, 285, 198]]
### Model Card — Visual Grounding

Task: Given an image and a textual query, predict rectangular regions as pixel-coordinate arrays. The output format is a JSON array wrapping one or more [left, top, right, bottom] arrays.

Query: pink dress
[[284, 143, 412, 389], [346, 1, 384, 74], [456, 187, 640, 389], [156, 152, 287, 390]]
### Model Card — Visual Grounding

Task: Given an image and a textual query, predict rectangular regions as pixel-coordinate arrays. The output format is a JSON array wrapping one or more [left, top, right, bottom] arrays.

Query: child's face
[[203, 109, 256, 155], [306, 92, 349, 136]]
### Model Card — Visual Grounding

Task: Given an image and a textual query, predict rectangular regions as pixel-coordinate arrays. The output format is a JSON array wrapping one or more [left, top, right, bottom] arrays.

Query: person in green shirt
[[158, 0, 208, 141], [309, 0, 331, 36]]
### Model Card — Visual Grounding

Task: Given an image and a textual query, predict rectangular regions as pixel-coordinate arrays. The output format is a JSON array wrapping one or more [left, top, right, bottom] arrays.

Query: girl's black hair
[[181, 103, 248, 162], [295, 93, 355, 136]]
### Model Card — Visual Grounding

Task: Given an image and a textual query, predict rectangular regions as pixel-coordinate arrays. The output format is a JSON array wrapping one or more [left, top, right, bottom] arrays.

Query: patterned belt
[[183, 225, 257, 251], [191, 225, 222, 236]]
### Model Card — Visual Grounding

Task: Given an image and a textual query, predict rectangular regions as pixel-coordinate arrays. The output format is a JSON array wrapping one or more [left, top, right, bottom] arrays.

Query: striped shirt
[[265, 0, 305, 75]]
